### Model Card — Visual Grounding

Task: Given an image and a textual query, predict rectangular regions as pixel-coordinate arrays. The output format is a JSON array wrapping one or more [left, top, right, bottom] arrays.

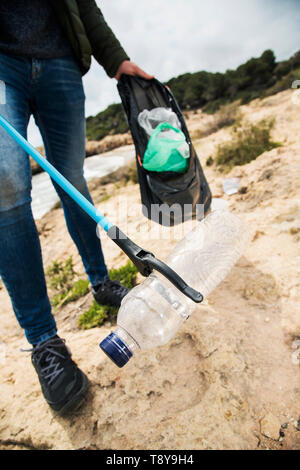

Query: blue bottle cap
[[100, 332, 133, 368]]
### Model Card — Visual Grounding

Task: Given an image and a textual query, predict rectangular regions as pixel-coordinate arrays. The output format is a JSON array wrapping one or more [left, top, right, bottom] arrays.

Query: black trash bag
[[117, 75, 212, 226]]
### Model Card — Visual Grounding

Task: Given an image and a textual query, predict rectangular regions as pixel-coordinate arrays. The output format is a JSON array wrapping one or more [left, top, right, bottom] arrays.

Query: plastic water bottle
[[100, 210, 250, 367]]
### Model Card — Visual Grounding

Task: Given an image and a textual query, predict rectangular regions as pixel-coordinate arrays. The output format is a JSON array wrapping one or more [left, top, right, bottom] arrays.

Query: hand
[[115, 60, 154, 81]]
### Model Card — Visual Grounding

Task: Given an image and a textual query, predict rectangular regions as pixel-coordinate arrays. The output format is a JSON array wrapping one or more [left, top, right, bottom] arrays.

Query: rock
[[239, 186, 248, 194], [85, 133, 133, 157], [258, 169, 273, 181], [260, 413, 281, 440]]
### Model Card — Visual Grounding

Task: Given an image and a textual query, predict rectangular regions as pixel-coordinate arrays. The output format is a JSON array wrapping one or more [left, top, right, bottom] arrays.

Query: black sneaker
[[31, 336, 89, 416], [92, 279, 130, 307]]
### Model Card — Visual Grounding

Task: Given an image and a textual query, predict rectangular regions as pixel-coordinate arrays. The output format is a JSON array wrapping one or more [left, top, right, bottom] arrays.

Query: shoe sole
[[93, 294, 122, 308], [50, 371, 90, 417]]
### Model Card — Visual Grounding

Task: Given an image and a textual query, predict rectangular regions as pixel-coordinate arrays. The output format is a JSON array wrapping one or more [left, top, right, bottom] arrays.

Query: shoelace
[[22, 338, 67, 386], [101, 279, 128, 297]]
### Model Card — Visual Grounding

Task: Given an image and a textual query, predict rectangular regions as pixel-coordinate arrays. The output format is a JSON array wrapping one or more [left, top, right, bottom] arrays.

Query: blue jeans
[[0, 52, 108, 344]]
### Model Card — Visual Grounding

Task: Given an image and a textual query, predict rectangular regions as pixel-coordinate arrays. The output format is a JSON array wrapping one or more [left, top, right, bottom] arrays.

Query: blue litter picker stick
[[0, 114, 203, 304], [0, 114, 113, 232]]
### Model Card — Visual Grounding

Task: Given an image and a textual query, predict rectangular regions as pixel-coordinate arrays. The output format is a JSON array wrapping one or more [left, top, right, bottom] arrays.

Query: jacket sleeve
[[76, 0, 129, 77]]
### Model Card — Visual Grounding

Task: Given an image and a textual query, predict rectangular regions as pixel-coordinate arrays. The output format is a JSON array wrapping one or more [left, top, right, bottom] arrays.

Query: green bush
[[46, 258, 138, 317], [214, 119, 281, 170], [109, 261, 138, 289], [52, 279, 90, 309], [167, 49, 277, 112], [46, 256, 76, 293], [214, 102, 241, 128], [264, 66, 300, 97], [78, 301, 118, 330], [167, 49, 299, 114], [46, 257, 89, 309], [202, 98, 228, 114], [86, 103, 128, 141]]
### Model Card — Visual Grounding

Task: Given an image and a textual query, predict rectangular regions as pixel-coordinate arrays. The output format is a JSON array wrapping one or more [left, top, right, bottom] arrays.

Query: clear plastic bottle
[[100, 210, 250, 367]]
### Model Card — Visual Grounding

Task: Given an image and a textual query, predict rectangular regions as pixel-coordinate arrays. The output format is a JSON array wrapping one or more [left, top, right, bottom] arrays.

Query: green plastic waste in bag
[[143, 122, 189, 173]]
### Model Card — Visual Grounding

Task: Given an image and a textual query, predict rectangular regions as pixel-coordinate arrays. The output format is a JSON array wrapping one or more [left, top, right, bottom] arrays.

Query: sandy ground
[[0, 90, 299, 450]]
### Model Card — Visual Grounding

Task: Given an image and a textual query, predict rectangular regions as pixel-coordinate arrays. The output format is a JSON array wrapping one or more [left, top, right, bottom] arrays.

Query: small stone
[[290, 227, 300, 235], [265, 317, 270, 323], [239, 186, 248, 194], [258, 169, 273, 181], [252, 230, 265, 241], [260, 413, 281, 440]]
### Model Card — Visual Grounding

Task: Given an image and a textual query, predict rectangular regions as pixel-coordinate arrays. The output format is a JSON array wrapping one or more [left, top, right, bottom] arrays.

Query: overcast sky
[[29, 0, 300, 145]]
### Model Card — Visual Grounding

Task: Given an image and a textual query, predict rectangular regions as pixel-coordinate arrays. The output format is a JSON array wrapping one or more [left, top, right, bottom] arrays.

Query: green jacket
[[50, 0, 129, 77]]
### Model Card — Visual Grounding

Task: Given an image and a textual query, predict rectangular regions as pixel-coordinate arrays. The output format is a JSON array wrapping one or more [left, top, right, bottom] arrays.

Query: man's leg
[[32, 56, 108, 287], [0, 52, 57, 345], [0, 54, 89, 415]]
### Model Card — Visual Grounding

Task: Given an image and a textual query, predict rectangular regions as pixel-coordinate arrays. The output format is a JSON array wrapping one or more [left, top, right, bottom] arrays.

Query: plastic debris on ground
[[222, 178, 240, 195]]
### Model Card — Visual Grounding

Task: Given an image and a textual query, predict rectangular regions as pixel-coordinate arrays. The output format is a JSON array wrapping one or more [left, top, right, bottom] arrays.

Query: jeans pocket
[[42, 56, 86, 104]]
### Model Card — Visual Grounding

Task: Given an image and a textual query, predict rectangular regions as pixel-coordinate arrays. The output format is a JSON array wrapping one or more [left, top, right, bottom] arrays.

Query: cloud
[[28, 0, 300, 145]]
